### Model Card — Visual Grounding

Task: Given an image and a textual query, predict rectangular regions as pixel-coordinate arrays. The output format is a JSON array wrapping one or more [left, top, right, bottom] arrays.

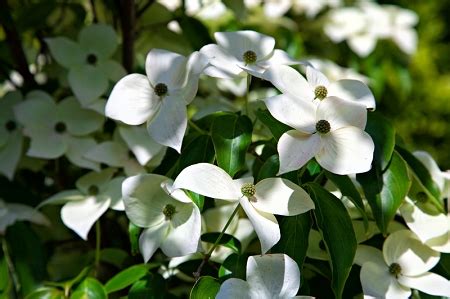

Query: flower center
[[88, 185, 99, 196], [163, 204, 176, 220], [127, 150, 134, 159], [243, 50, 257, 65], [54, 122, 67, 134], [154, 83, 168, 97], [314, 85, 328, 100], [86, 53, 97, 65], [315, 119, 331, 134], [416, 191, 428, 203], [241, 183, 256, 197], [5, 120, 17, 132], [389, 263, 402, 278]]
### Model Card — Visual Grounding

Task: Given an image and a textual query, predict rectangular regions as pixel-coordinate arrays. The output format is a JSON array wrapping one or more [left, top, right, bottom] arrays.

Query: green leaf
[[306, 183, 357, 299], [186, 190, 205, 211], [272, 213, 312, 270], [99, 248, 128, 268], [201, 233, 242, 254], [128, 273, 166, 299], [255, 109, 290, 140], [324, 171, 369, 229], [306, 159, 321, 176], [71, 278, 107, 299], [190, 276, 220, 299], [218, 253, 248, 280], [396, 145, 443, 213], [25, 287, 65, 299], [365, 112, 396, 170], [357, 151, 411, 234], [211, 113, 252, 177], [129, 222, 142, 256], [176, 134, 215, 176], [257, 154, 279, 181], [105, 264, 149, 294], [177, 16, 213, 50]]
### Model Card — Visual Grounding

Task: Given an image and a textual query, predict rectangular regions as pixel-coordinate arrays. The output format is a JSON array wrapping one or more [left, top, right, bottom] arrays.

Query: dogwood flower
[[262, 69, 374, 174], [46, 24, 126, 106], [14, 91, 103, 170], [105, 49, 208, 152], [0, 199, 49, 234], [265, 64, 375, 109], [354, 230, 450, 298], [0, 91, 24, 179], [172, 163, 315, 253], [122, 173, 201, 262], [40, 169, 124, 240], [200, 30, 301, 79], [84, 126, 165, 175], [308, 59, 369, 84], [216, 253, 313, 298]]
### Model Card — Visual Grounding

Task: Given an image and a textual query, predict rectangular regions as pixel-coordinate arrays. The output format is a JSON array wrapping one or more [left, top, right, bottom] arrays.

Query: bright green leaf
[[129, 222, 142, 256], [190, 276, 220, 299], [71, 278, 107, 299], [25, 287, 65, 299], [105, 264, 149, 294], [365, 112, 396, 170]]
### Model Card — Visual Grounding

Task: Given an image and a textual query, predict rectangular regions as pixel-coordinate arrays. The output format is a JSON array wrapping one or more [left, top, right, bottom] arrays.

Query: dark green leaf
[[176, 134, 215, 177], [128, 222, 142, 256], [257, 154, 279, 181], [190, 276, 220, 299], [218, 253, 248, 280], [365, 112, 396, 170], [128, 273, 166, 299], [255, 109, 291, 140], [71, 278, 107, 299], [186, 190, 205, 211], [105, 264, 149, 294], [201, 233, 241, 254], [211, 114, 252, 177], [358, 151, 410, 234], [177, 16, 213, 50], [272, 213, 312, 270], [99, 248, 128, 268], [306, 183, 357, 299]]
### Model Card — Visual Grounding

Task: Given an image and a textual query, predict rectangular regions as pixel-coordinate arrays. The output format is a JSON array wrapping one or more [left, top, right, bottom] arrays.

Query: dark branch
[[117, 0, 135, 73]]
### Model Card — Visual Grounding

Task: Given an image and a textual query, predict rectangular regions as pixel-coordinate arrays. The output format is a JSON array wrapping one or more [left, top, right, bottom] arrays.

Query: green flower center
[[241, 183, 256, 197], [243, 50, 257, 65], [88, 185, 99, 196], [389, 263, 402, 278], [314, 85, 328, 100], [54, 122, 67, 134], [163, 204, 176, 220], [86, 53, 97, 65], [416, 191, 428, 203], [154, 83, 168, 97], [5, 120, 17, 132], [315, 119, 331, 134]]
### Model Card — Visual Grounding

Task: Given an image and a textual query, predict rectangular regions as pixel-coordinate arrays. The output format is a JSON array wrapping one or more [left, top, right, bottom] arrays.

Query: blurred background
[[1, 0, 449, 168]]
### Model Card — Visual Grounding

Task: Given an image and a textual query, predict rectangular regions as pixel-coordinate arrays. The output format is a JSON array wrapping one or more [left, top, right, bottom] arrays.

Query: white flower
[[105, 49, 208, 152], [292, 0, 341, 18], [354, 230, 450, 298], [216, 253, 313, 299], [0, 91, 24, 179], [262, 67, 374, 175], [307, 59, 369, 85], [200, 30, 301, 79], [413, 151, 450, 197], [172, 163, 315, 253], [0, 199, 49, 234], [14, 91, 103, 170], [46, 24, 126, 106], [122, 173, 201, 262], [40, 168, 124, 240], [84, 126, 165, 176]]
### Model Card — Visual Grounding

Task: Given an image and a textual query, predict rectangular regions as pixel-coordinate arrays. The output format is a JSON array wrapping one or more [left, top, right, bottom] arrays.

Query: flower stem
[[193, 204, 240, 280], [245, 73, 252, 115], [94, 221, 101, 276], [1, 237, 21, 295]]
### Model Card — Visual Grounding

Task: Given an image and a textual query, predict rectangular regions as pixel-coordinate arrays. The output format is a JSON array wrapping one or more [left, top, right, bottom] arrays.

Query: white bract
[[0, 199, 49, 234], [172, 163, 315, 253], [105, 49, 208, 152], [200, 30, 301, 79], [40, 169, 124, 240], [216, 253, 312, 299], [46, 24, 126, 106], [308, 59, 369, 84], [262, 67, 374, 175], [0, 91, 24, 180], [122, 173, 201, 262], [355, 230, 450, 298]]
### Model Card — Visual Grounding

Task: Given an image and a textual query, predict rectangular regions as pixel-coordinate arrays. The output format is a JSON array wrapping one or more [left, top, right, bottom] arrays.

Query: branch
[[0, 0, 37, 89], [117, 0, 135, 73]]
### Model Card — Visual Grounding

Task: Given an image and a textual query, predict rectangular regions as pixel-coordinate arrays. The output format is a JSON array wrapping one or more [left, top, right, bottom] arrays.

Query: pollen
[[86, 53, 97, 65], [243, 50, 257, 65], [314, 85, 328, 100], [315, 119, 331, 134], [241, 183, 256, 197], [54, 122, 67, 134], [163, 204, 176, 220], [154, 83, 168, 97]]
